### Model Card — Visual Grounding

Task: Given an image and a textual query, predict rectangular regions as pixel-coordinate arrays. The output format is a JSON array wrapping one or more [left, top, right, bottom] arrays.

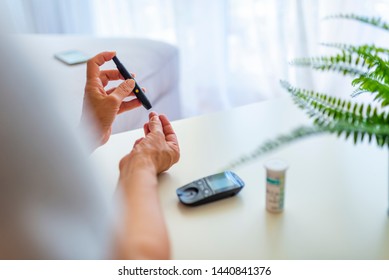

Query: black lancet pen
[[112, 56, 152, 110]]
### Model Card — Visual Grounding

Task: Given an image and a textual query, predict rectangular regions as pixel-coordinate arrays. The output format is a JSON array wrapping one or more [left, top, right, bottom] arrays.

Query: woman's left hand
[[80, 51, 143, 148]]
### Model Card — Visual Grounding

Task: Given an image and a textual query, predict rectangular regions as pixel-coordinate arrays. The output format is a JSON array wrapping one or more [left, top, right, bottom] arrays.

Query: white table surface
[[91, 97, 389, 259]]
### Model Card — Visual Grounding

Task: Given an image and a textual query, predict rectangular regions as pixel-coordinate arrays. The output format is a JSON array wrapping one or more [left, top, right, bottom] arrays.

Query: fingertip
[[159, 113, 169, 120], [102, 51, 116, 61], [149, 111, 158, 119], [159, 114, 171, 125], [147, 112, 163, 133]]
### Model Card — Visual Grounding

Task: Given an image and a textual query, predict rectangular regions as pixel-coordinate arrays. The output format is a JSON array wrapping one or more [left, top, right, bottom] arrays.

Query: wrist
[[78, 119, 104, 152], [119, 152, 158, 181], [79, 109, 112, 151]]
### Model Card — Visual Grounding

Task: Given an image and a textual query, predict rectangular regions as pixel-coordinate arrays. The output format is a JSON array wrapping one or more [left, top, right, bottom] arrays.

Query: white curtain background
[[5, 0, 389, 117]]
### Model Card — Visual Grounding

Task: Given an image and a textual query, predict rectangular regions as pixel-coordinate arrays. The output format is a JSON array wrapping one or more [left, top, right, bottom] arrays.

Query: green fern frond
[[351, 88, 369, 98], [350, 51, 389, 84], [327, 119, 389, 147], [325, 14, 389, 31], [293, 44, 389, 80], [352, 76, 389, 105], [224, 107, 389, 170], [291, 54, 366, 77], [321, 43, 389, 71], [292, 42, 389, 105], [370, 63, 389, 84], [321, 43, 389, 56], [227, 14, 389, 172], [223, 126, 325, 170], [280, 81, 389, 142]]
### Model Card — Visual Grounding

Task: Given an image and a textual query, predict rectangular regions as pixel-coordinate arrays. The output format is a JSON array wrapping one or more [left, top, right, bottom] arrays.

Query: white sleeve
[[0, 26, 114, 259]]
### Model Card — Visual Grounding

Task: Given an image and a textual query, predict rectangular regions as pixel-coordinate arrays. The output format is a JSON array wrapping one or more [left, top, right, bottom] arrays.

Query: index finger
[[86, 51, 116, 79], [99, 69, 123, 87]]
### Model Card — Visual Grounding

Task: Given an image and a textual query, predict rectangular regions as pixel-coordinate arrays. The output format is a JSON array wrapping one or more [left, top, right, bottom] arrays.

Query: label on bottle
[[266, 174, 285, 213]]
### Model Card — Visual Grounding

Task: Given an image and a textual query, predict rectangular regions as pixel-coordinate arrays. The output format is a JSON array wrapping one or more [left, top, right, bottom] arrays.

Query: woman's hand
[[115, 112, 180, 259], [80, 51, 142, 149], [119, 112, 180, 178]]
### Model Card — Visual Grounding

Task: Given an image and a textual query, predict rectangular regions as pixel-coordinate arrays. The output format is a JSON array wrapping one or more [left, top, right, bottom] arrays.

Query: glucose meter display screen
[[207, 173, 235, 193]]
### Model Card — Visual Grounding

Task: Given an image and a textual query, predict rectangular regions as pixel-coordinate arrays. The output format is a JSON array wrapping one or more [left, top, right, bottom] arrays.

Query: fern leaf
[[281, 81, 389, 146], [352, 76, 389, 105], [223, 126, 325, 170], [280, 81, 389, 128], [291, 55, 366, 77], [321, 43, 389, 57], [328, 120, 389, 146], [292, 44, 389, 84], [325, 14, 389, 31], [226, 14, 389, 171]]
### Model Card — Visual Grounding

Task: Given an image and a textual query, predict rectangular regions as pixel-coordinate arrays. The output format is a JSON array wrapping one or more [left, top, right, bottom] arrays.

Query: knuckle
[[107, 94, 120, 105], [86, 58, 94, 68], [119, 156, 127, 170], [154, 130, 165, 138]]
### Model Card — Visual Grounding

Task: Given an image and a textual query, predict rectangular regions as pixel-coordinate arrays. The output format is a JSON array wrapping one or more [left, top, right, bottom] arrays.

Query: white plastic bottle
[[264, 159, 289, 213]]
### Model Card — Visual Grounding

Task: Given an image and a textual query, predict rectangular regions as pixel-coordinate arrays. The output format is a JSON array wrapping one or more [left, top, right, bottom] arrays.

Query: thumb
[[148, 114, 163, 134], [111, 79, 135, 100]]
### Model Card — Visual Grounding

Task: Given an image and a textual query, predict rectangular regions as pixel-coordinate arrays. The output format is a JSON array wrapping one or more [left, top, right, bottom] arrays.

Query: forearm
[[114, 166, 170, 259]]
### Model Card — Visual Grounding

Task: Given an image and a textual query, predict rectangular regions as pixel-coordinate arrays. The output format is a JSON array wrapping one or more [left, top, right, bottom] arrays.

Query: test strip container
[[264, 159, 289, 213]]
